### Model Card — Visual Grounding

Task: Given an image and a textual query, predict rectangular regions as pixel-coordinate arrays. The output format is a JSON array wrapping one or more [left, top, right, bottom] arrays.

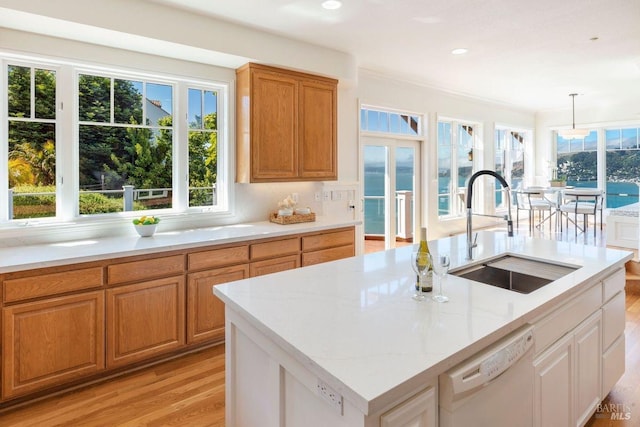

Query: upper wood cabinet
[[236, 63, 338, 183]]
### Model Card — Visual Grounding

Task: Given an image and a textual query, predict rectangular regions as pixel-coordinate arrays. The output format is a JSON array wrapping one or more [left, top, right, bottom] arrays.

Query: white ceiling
[[151, 0, 640, 112]]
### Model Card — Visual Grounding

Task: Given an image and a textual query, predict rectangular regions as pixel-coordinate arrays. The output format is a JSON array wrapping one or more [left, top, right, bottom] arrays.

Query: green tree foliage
[[188, 113, 218, 206], [9, 140, 56, 186], [108, 117, 172, 189]]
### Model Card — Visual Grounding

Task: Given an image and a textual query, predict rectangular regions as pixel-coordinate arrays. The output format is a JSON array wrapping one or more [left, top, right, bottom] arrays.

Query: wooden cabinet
[[236, 63, 337, 183], [0, 225, 354, 403], [2, 291, 105, 398], [250, 254, 300, 277], [106, 276, 185, 368], [250, 237, 300, 277], [187, 264, 249, 344], [302, 228, 355, 266]]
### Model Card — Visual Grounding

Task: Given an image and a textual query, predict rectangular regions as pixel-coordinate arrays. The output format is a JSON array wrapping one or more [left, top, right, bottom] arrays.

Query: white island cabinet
[[214, 232, 631, 427]]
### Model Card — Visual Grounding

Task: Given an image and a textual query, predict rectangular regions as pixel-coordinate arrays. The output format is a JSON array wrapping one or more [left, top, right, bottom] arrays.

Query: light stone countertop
[[0, 217, 359, 274], [214, 231, 633, 415]]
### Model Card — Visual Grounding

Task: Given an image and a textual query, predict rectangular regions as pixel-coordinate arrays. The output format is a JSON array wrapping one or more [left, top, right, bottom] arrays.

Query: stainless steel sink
[[452, 255, 578, 294]]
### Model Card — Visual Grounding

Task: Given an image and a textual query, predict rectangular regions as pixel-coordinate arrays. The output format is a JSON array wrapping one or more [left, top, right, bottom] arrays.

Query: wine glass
[[431, 254, 450, 303], [410, 251, 429, 301]]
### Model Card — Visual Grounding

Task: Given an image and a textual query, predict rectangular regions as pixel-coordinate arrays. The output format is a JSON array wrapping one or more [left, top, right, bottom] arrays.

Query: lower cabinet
[[106, 276, 185, 368], [301, 228, 355, 266], [187, 264, 250, 344], [380, 386, 436, 427], [534, 332, 573, 427], [533, 310, 602, 427], [2, 291, 105, 398], [250, 254, 300, 277], [574, 312, 602, 426]]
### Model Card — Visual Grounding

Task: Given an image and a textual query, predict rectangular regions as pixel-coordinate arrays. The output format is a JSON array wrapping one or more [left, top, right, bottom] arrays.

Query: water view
[[364, 166, 639, 235]]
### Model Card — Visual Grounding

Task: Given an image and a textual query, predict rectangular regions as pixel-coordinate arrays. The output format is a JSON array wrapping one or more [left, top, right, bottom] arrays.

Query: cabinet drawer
[[188, 245, 249, 271], [602, 291, 626, 350], [603, 268, 625, 303], [602, 334, 625, 398], [534, 283, 602, 355], [302, 228, 354, 251], [250, 254, 299, 277], [4, 267, 103, 303], [302, 245, 354, 267], [251, 238, 299, 260], [108, 255, 184, 285]]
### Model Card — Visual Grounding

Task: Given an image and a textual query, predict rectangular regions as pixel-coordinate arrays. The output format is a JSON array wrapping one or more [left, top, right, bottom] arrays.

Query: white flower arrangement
[[277, 195, 297, 210]]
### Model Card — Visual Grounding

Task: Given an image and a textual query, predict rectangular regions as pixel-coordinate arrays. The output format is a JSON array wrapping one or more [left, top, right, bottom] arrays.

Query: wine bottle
[[416, 227, 433, 292]]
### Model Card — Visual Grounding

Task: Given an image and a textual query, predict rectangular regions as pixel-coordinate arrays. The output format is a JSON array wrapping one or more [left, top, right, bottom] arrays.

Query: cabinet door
[[251, 69, 298, 181], [2, 291, 105, 399], [106, 276, 185, 368], [250, 254, 300, 277], [534, 333, 573, 427], [299, 79, 337, 180], [574, 311, 602, 427], [380, 386, 436, 427], [187, 265, 249, 344]]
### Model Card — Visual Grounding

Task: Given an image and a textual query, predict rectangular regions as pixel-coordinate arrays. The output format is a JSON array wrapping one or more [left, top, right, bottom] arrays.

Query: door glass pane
[[438, 122, 452, 216], [364, 146, 386, 236], [457, 124, 473, 194], [396, 147, 414, 239]]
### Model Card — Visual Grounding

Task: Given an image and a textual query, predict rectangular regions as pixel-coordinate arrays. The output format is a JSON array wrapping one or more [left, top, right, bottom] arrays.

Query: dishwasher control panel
[[441, 325, 535, 396], [480, 328, 534, 379]]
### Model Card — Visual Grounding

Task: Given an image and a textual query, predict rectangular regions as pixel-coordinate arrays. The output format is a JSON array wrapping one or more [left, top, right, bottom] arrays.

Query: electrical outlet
[[317, 379, 343, 415], [323, 191, 331, 201], [315, 192, 321, 202], [291, 193, 299, 203]]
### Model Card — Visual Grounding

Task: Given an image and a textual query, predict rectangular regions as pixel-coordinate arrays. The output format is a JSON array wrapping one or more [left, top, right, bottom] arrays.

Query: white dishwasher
[[439, 325, 535, 427]]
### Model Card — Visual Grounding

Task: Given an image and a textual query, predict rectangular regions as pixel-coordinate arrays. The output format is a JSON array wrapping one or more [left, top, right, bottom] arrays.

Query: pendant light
[[559, 93, 589, 139]]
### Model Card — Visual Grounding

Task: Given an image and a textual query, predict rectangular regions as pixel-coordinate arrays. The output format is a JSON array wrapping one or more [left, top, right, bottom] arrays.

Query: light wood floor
[[0, 345, 226, 426], [1, 221, 637, 426]]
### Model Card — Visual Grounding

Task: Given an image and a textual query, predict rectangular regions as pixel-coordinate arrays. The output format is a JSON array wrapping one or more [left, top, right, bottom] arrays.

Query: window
[[78, 73, 173, 214], [495, 128, 528, 208], [437, 120, 475, 217], [2, 56, 228, 227], [555, 131, 598, 189], [188, 88, 218, 207], [360, 106, 420, 136], [605, 127, 640, 208], [7, 64, 57, 220]]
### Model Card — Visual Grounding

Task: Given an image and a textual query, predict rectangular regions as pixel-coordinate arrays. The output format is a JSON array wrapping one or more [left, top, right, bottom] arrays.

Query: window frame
[[1, 55, 231, 231]]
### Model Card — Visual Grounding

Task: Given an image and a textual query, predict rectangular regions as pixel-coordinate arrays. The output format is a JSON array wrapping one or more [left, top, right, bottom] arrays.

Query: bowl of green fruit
[[132, 215, 160, 237]]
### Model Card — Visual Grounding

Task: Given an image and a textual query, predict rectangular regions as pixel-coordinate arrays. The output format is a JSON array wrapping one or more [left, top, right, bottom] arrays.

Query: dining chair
[[559, 188, 603, 238], [516, 187, 554, 233]]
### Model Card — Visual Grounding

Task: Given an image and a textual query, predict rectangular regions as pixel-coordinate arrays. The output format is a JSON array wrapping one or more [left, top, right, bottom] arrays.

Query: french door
[[363, 137, 421, 251]]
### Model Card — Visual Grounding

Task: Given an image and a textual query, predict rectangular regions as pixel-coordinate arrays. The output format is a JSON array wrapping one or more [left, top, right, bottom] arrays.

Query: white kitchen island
[[214, 231, 632, 427]]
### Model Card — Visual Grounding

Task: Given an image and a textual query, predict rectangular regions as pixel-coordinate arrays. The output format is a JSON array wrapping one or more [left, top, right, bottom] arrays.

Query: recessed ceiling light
[[322, 0, 342, 9], [451, 48, 468, 55]]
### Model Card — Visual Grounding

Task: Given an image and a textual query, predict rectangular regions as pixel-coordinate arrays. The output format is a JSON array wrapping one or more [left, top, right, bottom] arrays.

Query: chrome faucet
[[466, 170, 514, 260]]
